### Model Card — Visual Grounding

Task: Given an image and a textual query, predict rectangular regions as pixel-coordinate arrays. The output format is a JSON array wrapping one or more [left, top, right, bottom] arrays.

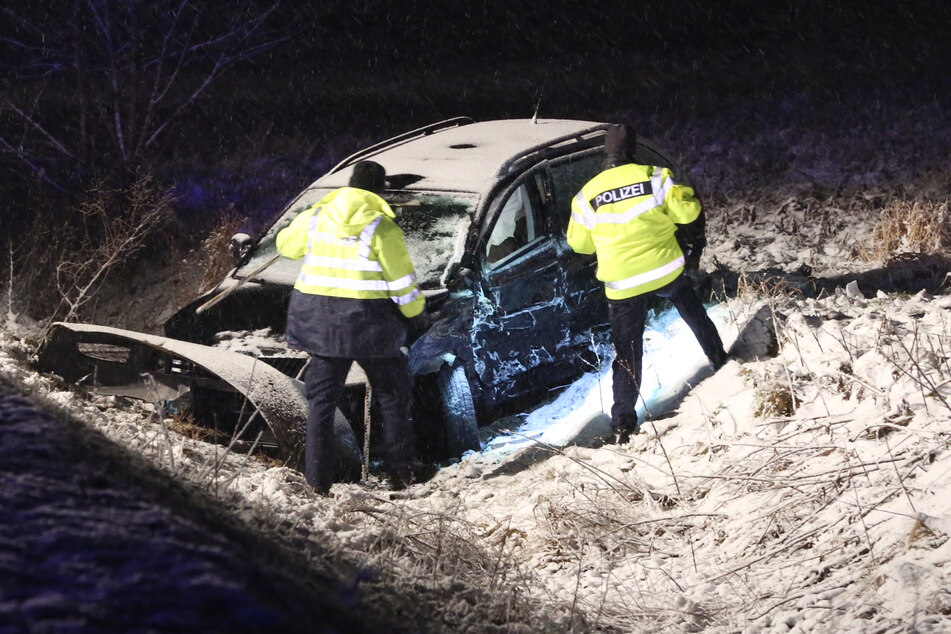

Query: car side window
[[549, 153, 605, 235], [485, 183, 539, 266]]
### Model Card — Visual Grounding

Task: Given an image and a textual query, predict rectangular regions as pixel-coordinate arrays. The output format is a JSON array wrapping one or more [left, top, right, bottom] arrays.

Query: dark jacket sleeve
[[675, 207, 706, 269]]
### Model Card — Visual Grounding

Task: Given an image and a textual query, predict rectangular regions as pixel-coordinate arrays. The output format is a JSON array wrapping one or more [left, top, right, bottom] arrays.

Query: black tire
[[437, 362, 480, 456], [332, 407, 363, 483]]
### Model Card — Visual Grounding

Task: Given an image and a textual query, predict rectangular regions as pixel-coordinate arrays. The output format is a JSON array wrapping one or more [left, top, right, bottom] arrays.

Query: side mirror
[[228, 233, 254, 265], [447, 267, 475, 292]]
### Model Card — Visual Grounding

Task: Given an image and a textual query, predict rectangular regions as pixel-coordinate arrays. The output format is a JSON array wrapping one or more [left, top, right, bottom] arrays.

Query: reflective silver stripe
[[304, 254, 382, 272], [591, 197, 660, 224], [391, 288, 421, 306], [572, 192, 597, 229], [359, 217, 383, 260], [570, 208, 591, 229], [302, 215, 383, 279], [652, 168, 671, 207], [605, 256, 685, 291], [386, 272, 417, 292], [298, 273, 390, 292], [298, 271, 418, 293], [577, 173, 670, 227], [301, 212, 417, 298], [313, 232, 359, 247], [306, 212, 322, 253]]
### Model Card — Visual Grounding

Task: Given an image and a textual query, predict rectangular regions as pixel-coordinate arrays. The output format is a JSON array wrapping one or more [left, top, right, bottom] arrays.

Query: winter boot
[[710, 347, 730, 371], [387, 466, 415, 491], [610, 415, 639, 445]]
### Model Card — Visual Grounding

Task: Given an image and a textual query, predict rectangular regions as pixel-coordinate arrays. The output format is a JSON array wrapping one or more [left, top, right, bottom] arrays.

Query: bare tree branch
[[53, 173, 174, 324], [1, 96, 76, 159], [0, 133, 69, 193], [2, 0, 285, 190]]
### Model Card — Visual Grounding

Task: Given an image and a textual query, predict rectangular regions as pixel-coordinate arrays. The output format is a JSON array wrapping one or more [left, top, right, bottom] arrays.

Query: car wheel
[[437, 362, 480, 456], [332, 407, 363, 482]]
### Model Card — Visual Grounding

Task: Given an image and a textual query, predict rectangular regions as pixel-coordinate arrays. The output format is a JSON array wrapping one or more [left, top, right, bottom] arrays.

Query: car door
[[470, 171, 573, 411], [547, 149, 612, 341], [546, 142, 684, 339]]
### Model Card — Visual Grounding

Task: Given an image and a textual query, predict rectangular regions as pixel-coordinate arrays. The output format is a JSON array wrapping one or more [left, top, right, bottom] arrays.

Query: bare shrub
[[56, 174, 174, 324], [8, 172, 174, 327], [859, 199, 951, 264], [1, 2, 283, 200], [122, 210, 250, 334], [736, 272, 800, 306], [754, 382, 797, 418]]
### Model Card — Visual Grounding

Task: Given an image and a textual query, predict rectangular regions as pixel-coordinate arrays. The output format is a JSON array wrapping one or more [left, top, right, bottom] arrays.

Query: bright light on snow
[[484, 303, 734, 454]]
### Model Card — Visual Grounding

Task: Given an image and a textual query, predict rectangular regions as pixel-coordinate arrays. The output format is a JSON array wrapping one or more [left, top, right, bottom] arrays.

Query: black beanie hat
[[349, 160, 386, 194], [604, 124, 636, 159]]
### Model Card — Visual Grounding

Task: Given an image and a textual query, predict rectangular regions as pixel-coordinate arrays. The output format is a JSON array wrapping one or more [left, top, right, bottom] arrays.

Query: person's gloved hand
[[407, 311, 433, 343], [676, 213, 706, 271], [683, 244, 702, 270]]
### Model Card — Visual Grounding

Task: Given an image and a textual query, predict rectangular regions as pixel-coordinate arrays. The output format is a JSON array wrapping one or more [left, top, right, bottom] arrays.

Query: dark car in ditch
[[40, 117, 691, 470]]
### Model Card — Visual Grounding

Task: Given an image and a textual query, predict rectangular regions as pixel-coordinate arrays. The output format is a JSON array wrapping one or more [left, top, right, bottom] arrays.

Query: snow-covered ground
[[448, 290, 951, 632], [6, 199, 951, 632], [0, 376, 383, 634]]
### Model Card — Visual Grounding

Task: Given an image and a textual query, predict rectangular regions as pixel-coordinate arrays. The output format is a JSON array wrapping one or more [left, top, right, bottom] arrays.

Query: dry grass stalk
[[876, 316, 951, 416], [736, 272, 800, 306], [859, 199, 951, 263]]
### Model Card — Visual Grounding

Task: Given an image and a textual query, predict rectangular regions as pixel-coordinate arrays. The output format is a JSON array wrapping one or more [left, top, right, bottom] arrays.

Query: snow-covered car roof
[[217, 118, 612, 294], [313, 117, 606, 194]]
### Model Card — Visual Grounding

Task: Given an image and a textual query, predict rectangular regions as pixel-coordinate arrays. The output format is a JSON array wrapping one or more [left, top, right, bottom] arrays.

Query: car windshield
[[240, 187, 477, 290]]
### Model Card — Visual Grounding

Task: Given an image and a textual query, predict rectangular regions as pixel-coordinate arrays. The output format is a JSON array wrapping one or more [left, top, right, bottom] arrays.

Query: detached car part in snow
[[38, 322, 362, 479], [37, 117, 693, 470]]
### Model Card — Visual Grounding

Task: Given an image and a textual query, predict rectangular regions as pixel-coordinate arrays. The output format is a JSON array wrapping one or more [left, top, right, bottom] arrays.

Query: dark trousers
[[608, 275, 727, 432], [303, 354, 415, 492]]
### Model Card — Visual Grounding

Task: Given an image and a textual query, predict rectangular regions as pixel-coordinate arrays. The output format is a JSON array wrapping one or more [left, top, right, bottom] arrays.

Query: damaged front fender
[[36, 322, 360, 474], [408, 295, 474, 376]]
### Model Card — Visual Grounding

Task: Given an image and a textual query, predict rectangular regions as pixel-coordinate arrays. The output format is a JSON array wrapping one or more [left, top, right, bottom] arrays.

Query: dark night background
[[180, 0, 951, 225], [4, 0, 948, 247]]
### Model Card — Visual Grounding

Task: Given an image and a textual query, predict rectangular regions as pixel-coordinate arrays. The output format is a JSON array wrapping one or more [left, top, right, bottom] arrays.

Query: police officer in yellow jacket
[[568, 124, 727, 444], [277, 160, 427, 493]]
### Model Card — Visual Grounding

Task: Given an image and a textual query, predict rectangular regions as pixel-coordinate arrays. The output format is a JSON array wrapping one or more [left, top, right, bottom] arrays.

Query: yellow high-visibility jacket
[[567, 163, 701, 300], [276, 187, 425, 318]]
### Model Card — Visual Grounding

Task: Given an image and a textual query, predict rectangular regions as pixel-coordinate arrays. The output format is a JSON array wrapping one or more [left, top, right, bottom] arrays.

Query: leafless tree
[[0, 1, 286, 324], [0, 0, 285, 195]]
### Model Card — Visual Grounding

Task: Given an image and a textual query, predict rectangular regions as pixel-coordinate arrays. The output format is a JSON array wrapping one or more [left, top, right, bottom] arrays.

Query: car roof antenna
[[531, 94, 542, 124]]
